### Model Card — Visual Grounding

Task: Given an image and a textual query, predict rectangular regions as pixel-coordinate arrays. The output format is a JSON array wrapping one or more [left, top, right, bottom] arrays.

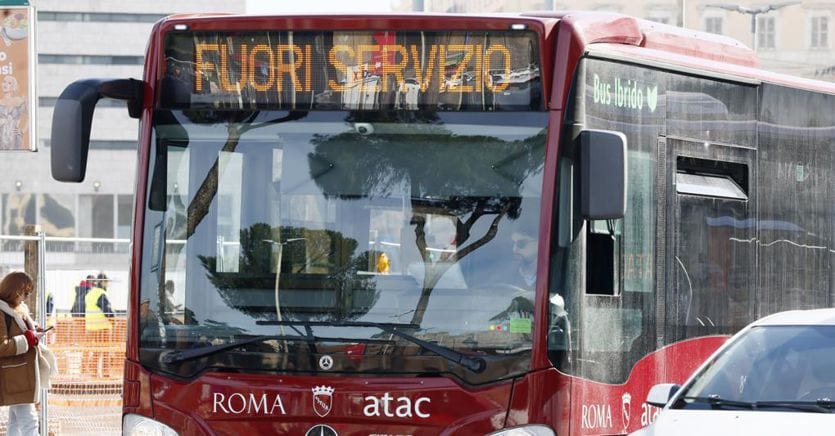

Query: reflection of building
[[0, 1, 244, 311], [395, 0, 835, 81]]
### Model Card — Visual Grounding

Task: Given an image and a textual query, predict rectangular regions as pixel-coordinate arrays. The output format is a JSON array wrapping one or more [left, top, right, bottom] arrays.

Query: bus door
[[664, 138, 757, 344]]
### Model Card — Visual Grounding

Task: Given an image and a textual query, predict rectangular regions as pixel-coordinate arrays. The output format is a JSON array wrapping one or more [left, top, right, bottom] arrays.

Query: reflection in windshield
[[675, 325, 835, 409], [140, 110, 546, 383]]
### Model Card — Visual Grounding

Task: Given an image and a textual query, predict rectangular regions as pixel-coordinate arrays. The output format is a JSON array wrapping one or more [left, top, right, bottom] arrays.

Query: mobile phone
[[42, 326, 54, 332]]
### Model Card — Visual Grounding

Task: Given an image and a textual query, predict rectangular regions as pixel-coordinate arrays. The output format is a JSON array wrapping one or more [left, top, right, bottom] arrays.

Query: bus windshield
[[138, 109, 546, 384]]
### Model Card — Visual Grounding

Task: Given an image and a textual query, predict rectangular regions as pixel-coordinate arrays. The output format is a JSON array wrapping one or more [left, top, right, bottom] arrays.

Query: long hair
[[0, 271, 33, 312]]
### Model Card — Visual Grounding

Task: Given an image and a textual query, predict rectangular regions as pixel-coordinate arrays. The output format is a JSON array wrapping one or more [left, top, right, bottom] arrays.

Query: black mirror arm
[[98, 78, 146, 119]]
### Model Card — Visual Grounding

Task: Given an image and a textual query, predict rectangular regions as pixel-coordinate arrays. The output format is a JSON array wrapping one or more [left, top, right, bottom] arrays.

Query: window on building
[[39, 194, 76, 251], [645, 7, 677, 25], [646, 14, 670, 25], [79, 194, 115, 252], [39, 194, 75, 237], [40, 97, 126, 108], [812, 15, 829, 49], [38, 11, 166, 23], [41, 139, 137, 149], [592, 4, 623, 13], [1, 193, 36, 250], [757, 16, 776, 50], [2, 193, 35, 235], [117, 195, 133, 240], [39, 54, 144, 65], [705, 16, 723, 34]]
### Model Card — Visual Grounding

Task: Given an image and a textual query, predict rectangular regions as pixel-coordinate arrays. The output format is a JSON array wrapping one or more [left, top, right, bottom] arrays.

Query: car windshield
[[674, 325, 835, 410], [138, 109, 547, 384]]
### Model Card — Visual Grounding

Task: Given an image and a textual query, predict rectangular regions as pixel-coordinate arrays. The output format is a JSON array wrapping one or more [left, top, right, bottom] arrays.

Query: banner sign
[[0, 6, 34, 151]]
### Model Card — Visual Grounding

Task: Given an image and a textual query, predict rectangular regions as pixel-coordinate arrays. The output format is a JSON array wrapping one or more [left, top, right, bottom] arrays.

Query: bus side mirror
[[51, 78, 145, 182], [578, 129, 627, 220]]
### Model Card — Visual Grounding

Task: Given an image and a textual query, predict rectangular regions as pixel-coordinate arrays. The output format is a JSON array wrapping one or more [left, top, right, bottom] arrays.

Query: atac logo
[[312, 385, 335, 418]]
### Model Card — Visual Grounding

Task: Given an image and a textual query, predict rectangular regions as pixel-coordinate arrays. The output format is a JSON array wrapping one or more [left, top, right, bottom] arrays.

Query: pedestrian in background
[[85, 272, 114, 341], [71, 274, 94, 317], [0, 271, 48, 436]]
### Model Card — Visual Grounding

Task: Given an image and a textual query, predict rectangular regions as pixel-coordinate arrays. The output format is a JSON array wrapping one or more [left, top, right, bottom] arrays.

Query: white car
[[632, 308, 835, 436]]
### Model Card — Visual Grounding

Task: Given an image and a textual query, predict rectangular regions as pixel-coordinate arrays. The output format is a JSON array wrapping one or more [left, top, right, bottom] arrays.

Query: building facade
[[396, 0, 835, 81], [0, 0, 245, 311]]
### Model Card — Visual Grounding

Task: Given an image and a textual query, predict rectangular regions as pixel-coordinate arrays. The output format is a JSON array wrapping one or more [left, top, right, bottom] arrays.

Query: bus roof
[[533, 11, 835, 95], [524, 11, 758, 68]]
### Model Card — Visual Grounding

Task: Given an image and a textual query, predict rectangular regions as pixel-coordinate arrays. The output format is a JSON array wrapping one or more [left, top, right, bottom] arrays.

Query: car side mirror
[[646, 383, 680, 408], [578, 129, 627, 220]]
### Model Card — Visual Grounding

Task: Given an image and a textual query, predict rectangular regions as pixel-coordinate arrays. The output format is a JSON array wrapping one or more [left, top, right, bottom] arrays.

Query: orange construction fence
[[45, 315, 126, 407]]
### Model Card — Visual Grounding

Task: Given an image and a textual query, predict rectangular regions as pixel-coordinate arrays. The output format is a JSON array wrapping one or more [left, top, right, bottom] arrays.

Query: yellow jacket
[[85, 287, 112, 331]]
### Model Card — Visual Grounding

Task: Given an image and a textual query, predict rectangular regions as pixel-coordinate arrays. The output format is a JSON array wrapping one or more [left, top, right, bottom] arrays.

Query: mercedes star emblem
[[305, 424, 338, 436], [319, 355, 334, 370]]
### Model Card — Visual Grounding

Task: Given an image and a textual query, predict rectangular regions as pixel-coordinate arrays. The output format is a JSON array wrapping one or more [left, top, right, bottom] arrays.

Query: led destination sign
[[162, 30, 541, 111], [194, 42, 512, 93]]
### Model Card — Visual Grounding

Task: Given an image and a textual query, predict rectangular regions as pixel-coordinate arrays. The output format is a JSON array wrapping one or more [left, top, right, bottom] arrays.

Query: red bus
[[50, 11, 835, 436]]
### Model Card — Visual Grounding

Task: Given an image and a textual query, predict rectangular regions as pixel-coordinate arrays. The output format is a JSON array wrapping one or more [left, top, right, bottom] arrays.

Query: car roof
[[754, 308, 835, 327]]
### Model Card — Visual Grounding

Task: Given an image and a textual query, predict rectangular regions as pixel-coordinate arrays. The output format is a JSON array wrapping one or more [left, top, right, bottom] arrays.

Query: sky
[[246, 0, 393, 14]]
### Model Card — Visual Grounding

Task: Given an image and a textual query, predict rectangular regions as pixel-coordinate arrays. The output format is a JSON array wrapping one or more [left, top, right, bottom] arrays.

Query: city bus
[[49, 11, 835, 436]]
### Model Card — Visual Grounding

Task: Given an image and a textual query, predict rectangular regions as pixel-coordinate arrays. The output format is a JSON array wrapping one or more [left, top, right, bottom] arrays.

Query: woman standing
[[0, 271, 45, 435]]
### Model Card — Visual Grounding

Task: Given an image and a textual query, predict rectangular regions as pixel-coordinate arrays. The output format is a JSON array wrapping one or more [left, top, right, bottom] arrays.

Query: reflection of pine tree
[[198, 223, 379, 321], [490, 295, 534, 322]]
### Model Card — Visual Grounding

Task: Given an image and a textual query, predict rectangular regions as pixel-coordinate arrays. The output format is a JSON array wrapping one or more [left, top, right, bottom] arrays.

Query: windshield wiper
[[161, 333, 388, 365], [161, 334, 309, 364], [682, 395, 754, 410], [682, 396, 834, 413], [382, 327, 487, 373], [818, 399, 835, 409], [755, 400, 834, 413], [257, 320, 488, 373]]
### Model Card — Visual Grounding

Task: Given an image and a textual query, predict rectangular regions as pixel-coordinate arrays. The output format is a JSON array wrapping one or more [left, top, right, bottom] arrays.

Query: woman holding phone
[[0, 271, 49, 435]]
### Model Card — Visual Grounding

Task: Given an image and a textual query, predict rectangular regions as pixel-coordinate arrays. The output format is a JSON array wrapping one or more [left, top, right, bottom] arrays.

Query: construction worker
[[85, 272, 114, 338], [71, 274, 94, 317]]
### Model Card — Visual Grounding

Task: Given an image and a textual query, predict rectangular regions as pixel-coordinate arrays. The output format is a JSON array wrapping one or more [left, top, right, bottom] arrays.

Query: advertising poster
[[0, 4, 33, 151]]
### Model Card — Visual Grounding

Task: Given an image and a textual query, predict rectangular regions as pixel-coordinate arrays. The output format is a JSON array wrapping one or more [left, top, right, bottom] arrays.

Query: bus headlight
[[486, 424, 556, 436], [123, 414, 178, 436]]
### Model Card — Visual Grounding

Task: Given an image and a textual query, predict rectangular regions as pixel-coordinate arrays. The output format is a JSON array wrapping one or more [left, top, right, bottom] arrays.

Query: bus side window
[[586, 219, 620, 295]]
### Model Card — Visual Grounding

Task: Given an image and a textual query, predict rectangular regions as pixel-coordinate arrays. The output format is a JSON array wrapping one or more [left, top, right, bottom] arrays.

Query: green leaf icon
[[646, 85, 658, 113]]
